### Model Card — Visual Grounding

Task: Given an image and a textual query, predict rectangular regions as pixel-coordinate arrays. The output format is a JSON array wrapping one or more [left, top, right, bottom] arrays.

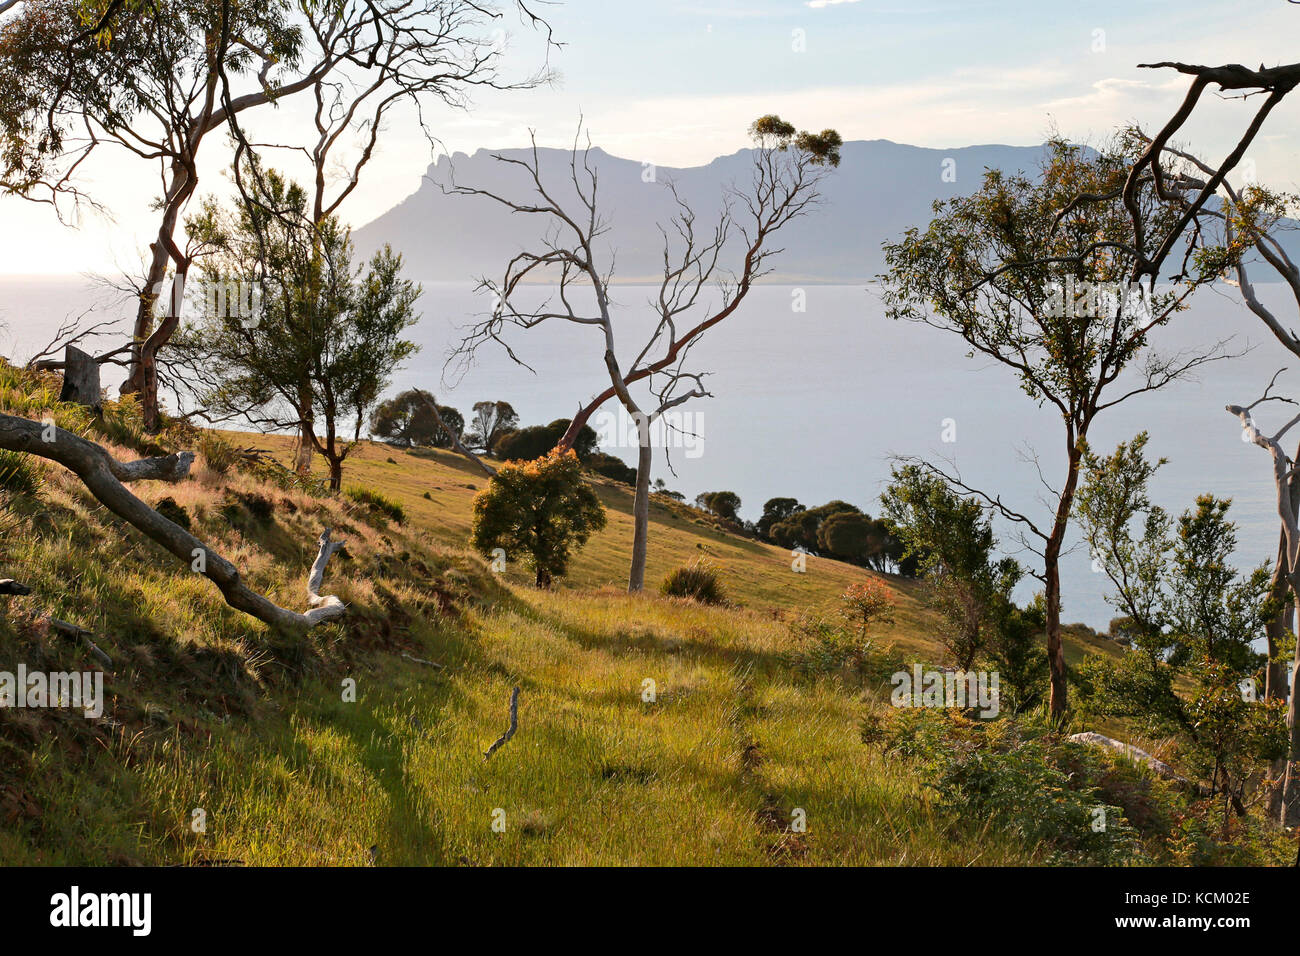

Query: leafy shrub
[[242, 454, 329, 498], [96, 394, 165, 456], [933, 738, 1141, 864], [586, 452, 636, 485], [345, 486, 406, 525], [471, 449, 606, 587], [783, 606, 904, 685], [0, 449, 43, 497], [839, 579, 895, 639], [874, 708, 1142, 864], [660, 558, 727, 605]]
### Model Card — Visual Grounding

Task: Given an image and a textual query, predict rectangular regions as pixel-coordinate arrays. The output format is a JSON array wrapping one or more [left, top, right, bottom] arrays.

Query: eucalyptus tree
[[0, 0, 554, 432], [880, 134, 1222, 719], [447, 116, 842, 592]]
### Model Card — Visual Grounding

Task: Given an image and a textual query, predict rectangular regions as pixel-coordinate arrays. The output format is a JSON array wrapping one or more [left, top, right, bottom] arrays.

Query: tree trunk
[[123, 239, 170, 398], [1282, 639, 1300, 826], [536, 566, 551, 588], [328, 456, 343, 493], [58, 345, 101, 413], [294, 421, 316, 476], [123, 161, 193, 426], [628, 435, 652, 593], [1044, 545, 1068, 720], [135, 267, 188, 432], [1266, 527, 1292, 700], [1044, 440, 1083, 722]]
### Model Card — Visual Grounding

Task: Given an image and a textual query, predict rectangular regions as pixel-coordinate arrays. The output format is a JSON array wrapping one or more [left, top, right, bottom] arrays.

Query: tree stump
[[58, 345, 102, 413]]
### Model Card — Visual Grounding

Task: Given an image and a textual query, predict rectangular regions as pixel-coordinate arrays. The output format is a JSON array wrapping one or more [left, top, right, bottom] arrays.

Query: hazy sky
[[2, 0, 1298, 273]]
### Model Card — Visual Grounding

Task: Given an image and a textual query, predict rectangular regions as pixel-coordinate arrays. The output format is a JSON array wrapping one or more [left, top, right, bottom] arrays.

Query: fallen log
[[0, 412, 346, 635], [1067, 731, 1209, 794]]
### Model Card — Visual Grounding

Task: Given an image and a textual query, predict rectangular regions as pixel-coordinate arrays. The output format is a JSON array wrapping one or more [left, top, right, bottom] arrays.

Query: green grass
[[344, 485, 408, 525], [0, 376, 1188, 866]]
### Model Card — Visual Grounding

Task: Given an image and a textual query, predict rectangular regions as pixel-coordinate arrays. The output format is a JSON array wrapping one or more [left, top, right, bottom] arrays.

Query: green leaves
[[1077, 435, 1280, 782], [747, 114, 842, 166], [470, 450, 608, 588]]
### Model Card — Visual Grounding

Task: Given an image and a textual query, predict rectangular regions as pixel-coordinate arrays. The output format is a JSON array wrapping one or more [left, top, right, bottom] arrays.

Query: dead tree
[[0, 411, 346, 634], [446, 117, 841, 591], [1119, 61, 1300, 283], [24, 308, 132, 376], [1228, 376, 1300, 825], [1119, 60, 1300, 822]]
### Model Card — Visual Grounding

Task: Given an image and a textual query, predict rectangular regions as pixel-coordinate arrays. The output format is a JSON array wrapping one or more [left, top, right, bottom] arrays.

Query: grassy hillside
[[1, 373, 1283, 866]]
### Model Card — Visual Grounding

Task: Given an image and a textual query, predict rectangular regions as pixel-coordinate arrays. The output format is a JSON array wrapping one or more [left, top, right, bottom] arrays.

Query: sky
[[2, 0, 1299, 274]]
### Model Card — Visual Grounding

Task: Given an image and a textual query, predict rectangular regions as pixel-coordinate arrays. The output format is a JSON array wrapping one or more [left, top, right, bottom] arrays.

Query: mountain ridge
[[352, 139, 1062, 284]]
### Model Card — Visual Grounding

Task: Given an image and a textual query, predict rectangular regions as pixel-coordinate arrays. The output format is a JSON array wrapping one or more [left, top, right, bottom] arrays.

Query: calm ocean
[[3, 274, 1292, 629]]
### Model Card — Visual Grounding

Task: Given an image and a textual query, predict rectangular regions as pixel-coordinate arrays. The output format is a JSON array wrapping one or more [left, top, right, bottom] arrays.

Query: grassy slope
[[0, 425, 1119, 865]]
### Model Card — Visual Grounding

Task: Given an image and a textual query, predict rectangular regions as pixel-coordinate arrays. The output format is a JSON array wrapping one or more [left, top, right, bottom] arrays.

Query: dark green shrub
[[237, 492, 275, 523], [659, 559, 727, 605], [492, 419, 598, 462], [154, 496, 192, 530], [586, 452, 636, 485]]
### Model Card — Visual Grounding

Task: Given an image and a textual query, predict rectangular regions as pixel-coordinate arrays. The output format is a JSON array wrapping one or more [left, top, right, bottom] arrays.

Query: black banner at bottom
[[0, 864, 1284, 943]]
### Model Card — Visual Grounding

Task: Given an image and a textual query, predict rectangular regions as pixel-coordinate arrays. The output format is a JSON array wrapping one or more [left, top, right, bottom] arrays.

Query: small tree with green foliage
[[470, 449, 607, 588], [694, 490, 742, 522], [370, 389, 463, 448], [172, 168, 419, 491], [883, 465, 1026, 668], [757, 497, 804, 540], [880, 133, 1223, 718], [1077, 434, 1287, 821]]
